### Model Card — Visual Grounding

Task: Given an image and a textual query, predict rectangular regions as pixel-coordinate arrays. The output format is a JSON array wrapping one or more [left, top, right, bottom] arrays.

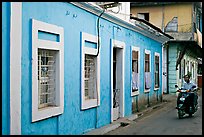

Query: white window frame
[[154, 52, 160, 90], [81, 32, 100, 110], [32, 19, 64, 122], [131, 46, 140, 96], [144, 49, 151, 92]]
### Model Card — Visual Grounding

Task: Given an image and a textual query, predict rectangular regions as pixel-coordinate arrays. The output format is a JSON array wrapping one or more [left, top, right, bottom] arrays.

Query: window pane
[[132, 60, 138, 73], [154, 55, 159, 88], [132, 50, 139, 92], [145, 54, 149, 61], [155, 72, 159, 88], [155, 56, 159, 63], [132, 51, 138, 60], [145, 53, 150, 72]]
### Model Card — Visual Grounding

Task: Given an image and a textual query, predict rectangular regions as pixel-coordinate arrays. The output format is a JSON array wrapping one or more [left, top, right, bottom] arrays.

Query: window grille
[[84, 54, 97, 100], [32, 19, 64, 122], [38, 49, 56, 109]]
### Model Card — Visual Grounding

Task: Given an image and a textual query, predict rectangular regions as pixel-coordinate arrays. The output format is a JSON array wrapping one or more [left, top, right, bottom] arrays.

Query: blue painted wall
[[2, 2, 10, 135], [2, 2, 163, 135]]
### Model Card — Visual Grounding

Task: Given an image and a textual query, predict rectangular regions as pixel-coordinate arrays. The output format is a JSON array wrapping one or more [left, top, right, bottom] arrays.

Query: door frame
[[110, 39, 125, 122], [162, 46, 167, 94]]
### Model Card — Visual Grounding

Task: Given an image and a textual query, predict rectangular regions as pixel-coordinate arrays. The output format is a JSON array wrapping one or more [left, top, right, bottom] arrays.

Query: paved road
[[105, 91, 202, 135]]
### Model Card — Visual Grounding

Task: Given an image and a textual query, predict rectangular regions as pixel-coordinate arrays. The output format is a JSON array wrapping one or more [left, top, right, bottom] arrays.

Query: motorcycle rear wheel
[[178, 110, 184, 119]]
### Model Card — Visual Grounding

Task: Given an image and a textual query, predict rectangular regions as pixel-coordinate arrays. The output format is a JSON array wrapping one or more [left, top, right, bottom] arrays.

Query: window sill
[[144, 89, 150, 93], [81, 99, 99, 110], [131, 91, 139, 96], [32, 106, 63, 122]]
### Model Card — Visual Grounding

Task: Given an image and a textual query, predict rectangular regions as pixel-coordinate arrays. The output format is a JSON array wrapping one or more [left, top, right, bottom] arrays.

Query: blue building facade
[[2, 2, 171, 135]]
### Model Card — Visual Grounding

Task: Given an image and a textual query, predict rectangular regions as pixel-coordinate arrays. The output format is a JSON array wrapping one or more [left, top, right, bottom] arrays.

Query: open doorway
[[111, 40, 125, 122]]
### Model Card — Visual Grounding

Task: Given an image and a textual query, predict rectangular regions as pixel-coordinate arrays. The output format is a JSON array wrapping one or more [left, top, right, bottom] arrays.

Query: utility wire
[[95, 8, 105, 129]]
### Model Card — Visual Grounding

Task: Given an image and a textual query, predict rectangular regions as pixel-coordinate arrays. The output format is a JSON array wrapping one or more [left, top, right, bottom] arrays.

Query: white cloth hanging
[[132, 72, 138, 91], [145, 72, 151, 89]]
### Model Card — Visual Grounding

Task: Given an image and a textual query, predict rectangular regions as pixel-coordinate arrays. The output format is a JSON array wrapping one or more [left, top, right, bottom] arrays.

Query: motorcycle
[[175, 85, 198, 119]]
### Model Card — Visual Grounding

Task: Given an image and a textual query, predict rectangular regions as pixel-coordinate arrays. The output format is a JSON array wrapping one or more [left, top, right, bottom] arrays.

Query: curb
[[84, 122, 121, 135]]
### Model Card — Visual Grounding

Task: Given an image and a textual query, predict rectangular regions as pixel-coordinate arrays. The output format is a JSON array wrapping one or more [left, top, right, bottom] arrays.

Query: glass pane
[[132, 51, 138, 60]]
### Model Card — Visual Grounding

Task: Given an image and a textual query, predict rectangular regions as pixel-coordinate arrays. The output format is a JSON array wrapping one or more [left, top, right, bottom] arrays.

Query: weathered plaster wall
[[131, 3, 193, 32]]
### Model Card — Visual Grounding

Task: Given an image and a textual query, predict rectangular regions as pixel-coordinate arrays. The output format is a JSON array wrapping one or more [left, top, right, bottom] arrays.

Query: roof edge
[[70, 2, 171, 43]]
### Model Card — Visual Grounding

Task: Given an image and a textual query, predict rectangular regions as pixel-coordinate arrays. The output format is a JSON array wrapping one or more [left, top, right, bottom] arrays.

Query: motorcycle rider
[[180, 74, 198, 110]]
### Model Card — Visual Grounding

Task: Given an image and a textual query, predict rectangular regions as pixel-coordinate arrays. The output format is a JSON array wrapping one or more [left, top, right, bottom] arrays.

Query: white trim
[[145, 49, 151, 54], [131, 46, 140, 96], [110, 39, 125, 122], [144, 49, 151, 93], [161, 46, 164, 94], [154, 88, 160, 91], [82, 32, 98, 44], [10, 2, 22, 135], [155, 52, 160, 57], [32, 19, 64, 122], [81, 32, 100, 110]]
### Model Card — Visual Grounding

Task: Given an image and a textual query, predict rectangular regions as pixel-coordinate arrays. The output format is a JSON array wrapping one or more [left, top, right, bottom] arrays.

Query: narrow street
[[105, 90, 202, 135]]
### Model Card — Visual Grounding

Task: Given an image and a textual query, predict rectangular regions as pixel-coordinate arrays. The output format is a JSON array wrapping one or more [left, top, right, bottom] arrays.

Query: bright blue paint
[[21, 2, 101, 135], [38, 30, 60, 42], [2, 2, 10, 135], [85, 41, 97, 49], [2, 2, 164, 135]]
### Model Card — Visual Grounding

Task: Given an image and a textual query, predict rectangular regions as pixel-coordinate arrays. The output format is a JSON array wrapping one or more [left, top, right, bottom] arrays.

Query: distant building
[[131, 2, 202, 93], [2, 2, 171, 135]]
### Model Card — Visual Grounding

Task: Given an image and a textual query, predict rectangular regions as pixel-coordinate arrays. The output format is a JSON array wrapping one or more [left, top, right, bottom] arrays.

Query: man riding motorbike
[[177, 74, 198, 111]]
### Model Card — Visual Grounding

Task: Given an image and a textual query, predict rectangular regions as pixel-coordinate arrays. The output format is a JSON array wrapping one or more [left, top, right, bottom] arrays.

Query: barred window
[[81, 32, 100, 110], [84, 54, 97, 100], [145, 51, 151, 90], [32, 19, 64, 122], [132, 51, 138, 73], [145, 54, 150, 72], [38, 49, 56, 109], [132, 51, 138, 92]]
